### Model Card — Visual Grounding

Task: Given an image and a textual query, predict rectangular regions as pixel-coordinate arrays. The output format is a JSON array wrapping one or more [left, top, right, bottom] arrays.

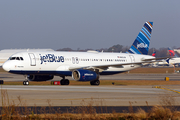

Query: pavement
[[0, 72, 180, 106], [0, 85, 180, 106]]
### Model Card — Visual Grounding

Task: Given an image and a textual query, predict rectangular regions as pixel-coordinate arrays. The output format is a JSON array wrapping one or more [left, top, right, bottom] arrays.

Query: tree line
[[56, 44, 180, 57]]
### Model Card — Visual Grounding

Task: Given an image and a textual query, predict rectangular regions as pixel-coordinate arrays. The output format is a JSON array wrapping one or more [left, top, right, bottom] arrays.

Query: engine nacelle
[[72, 69, 99, 81], [26, 75, 54, 81]]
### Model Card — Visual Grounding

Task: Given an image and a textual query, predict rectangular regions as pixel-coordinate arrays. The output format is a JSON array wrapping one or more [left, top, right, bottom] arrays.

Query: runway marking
[[153, 86, 180, 94]]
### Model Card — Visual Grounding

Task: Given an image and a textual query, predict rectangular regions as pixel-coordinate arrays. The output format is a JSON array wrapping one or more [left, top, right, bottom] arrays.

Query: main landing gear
[[90, 80, 100, 85], [60, 76, 70, 85]]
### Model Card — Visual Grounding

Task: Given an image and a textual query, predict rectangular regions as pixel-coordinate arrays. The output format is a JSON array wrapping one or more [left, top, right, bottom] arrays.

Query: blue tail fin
[[127, 21, 153, 55]]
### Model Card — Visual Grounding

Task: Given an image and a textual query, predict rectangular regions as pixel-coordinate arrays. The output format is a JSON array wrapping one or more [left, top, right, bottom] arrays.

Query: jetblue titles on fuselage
[[40, 54, 64, 64]]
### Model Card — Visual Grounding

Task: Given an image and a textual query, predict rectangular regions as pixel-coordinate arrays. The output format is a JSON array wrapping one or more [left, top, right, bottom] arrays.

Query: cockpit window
[[10, 57, 16, 60], [9, 57, 24, 61]]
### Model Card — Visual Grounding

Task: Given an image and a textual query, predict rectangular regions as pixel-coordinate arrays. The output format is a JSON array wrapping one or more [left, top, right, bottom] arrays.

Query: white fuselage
[[2, 51, 154, 77], [154, 58, 180, 66], [168, 58, 180, 65]]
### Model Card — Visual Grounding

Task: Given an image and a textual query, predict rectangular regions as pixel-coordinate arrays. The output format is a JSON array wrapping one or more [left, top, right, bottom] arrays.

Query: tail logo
[[127, 21, 153, 55], [137, 43, 148, 49], [169, 50, 175, 57]]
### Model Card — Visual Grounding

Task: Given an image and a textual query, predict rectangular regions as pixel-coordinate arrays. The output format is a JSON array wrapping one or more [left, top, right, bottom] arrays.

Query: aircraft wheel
[[65, 79, 69, 85], [23, 81, 25, 85], [0, 80, 4, 84], [90, 81, 94, 85], [60, 80, 64, 85], [23, 81, 29, 85], [60, 79, 69, 85], [90, 80, 100, 85]]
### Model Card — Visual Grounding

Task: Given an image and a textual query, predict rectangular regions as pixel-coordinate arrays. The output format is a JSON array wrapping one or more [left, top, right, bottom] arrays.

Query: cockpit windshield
[[9, 57, 24, 61]]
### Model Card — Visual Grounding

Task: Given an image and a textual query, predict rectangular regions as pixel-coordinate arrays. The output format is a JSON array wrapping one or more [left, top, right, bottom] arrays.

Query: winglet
[[128, 21, 153, 55], [166, 58, 170, 64]]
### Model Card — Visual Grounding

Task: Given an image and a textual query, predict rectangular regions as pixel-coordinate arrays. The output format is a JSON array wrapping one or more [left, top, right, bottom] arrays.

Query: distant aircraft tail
[[168, 47, 178, 57], [127, 21, 153, 55], [152, 51, 156, 57]]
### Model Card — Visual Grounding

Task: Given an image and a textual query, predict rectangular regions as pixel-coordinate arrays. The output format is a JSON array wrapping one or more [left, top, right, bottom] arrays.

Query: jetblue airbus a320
[[3, 21, 155, 85]]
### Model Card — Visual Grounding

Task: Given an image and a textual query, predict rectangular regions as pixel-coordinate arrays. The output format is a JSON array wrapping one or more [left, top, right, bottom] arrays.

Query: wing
[[141, 57, 172, 61], [68, 60, 155, 72], [68, 56, 171, 72]]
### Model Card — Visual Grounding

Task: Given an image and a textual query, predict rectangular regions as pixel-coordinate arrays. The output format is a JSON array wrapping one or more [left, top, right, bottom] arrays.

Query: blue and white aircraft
[[3, 21, 155, 85]]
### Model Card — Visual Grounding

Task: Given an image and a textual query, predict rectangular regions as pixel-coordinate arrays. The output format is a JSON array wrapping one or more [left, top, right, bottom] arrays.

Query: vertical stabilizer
[[152, 51, 156, 57], [128, 21, 153, 55], [168, 47, 178, 57]]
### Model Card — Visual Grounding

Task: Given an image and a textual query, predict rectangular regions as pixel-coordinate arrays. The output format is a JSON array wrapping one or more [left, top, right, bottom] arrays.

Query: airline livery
[[152, 51, 156, 57], [167, 47, 180, 66], [3, 21, 155, 85]]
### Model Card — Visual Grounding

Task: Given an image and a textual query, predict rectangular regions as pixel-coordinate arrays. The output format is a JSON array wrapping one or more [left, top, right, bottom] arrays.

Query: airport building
[[174, 48, 180, 54]]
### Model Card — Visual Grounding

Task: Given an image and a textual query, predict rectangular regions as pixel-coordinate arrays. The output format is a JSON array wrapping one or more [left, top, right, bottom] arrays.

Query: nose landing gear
[[23, 80, 29, 85]]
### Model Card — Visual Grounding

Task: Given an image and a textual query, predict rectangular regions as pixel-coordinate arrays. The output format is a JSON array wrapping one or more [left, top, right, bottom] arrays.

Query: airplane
[[150, 51, 169, 67], [150, 47, 180, 67], [167, 47, 180, 66], [2, 21, 156, 86]]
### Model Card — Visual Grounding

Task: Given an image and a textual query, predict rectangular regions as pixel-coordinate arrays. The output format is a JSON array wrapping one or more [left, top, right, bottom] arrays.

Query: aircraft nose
[[2, 62, 10, 72]]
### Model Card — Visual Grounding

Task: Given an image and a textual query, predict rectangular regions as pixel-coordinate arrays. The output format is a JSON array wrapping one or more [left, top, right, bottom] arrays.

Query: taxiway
[[1, 72, 180, 81], [0, 72, 180, 106], [0, 85, 180, 106]]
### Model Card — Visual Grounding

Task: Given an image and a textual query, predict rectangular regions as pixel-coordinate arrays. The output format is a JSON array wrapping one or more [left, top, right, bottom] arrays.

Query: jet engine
[[26, 75, 54, 81], [72, 69, 99, 81]]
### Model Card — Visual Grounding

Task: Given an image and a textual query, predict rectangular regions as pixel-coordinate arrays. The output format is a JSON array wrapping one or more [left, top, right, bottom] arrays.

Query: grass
[[1, 89, 180, 119], [2, 80, 180, 86], [0, 68, 5, 72]]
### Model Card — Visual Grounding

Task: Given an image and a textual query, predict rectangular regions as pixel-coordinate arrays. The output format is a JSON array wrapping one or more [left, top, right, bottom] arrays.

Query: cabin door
[[29, 53, 36, 66], [129, 55, 135, 67]]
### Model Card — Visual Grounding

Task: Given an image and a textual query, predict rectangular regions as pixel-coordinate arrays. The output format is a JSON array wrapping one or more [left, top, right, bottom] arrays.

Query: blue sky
[[0, 0, 180, 50]]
